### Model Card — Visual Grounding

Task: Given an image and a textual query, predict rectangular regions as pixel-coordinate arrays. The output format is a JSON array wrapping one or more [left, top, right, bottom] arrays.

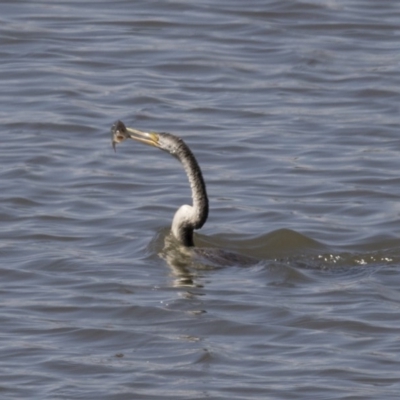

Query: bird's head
[[111, 120, 181, 156]]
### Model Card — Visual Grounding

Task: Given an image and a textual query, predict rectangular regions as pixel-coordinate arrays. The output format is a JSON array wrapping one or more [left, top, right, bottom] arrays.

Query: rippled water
[[1, 1, 400, 398]]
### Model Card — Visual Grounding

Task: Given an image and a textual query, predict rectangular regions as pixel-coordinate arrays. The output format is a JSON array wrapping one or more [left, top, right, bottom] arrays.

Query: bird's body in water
[[111, 120, 258, 268]]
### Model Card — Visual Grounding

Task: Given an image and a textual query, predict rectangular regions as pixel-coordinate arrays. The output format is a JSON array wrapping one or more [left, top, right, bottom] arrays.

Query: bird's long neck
[[171, 137, 208, 246]]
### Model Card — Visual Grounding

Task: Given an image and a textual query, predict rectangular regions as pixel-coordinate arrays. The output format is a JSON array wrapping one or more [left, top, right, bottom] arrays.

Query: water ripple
[[1, 0, 400, 398]]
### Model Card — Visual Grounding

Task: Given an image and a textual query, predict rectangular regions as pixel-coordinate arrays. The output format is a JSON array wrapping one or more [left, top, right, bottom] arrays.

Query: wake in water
[[148, 226, 400, 275]]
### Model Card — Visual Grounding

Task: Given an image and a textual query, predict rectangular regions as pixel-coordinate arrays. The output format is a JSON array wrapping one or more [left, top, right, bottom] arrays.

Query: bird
[[111, 120, 257, 267]]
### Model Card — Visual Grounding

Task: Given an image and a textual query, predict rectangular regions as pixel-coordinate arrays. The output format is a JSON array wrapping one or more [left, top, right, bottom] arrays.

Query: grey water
[[1, 0, 400, 398]]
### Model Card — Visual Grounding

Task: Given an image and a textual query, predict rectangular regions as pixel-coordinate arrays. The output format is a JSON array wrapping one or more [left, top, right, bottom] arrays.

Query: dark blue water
[[1, 1, 400, 398]]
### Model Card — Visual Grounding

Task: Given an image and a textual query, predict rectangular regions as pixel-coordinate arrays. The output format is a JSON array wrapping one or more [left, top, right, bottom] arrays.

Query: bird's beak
[[111, 120, 159, 152], [125, 127, 159, 148]]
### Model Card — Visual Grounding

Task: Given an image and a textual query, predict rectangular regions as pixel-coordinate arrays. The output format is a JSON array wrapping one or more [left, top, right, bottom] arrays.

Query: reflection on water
[[156, 231, 259, 286]]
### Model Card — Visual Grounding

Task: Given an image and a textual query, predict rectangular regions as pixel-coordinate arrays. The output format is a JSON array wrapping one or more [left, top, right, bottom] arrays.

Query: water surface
[[1, 1, 400, 398]]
